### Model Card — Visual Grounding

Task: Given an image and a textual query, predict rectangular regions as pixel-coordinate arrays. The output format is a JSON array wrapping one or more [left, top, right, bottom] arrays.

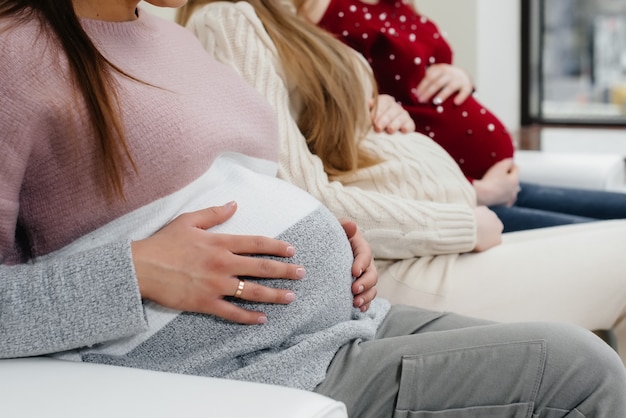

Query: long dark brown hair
[[178, 0, 380, 176], [0, 0, 136, 199]]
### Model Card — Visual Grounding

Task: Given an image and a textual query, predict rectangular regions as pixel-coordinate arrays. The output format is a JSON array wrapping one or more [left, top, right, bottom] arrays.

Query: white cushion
[[516, 150, 626, 192], [0, 358, 347, 418]]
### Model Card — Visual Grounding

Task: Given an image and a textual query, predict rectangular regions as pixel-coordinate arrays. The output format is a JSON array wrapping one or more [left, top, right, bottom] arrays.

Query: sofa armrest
[[0, 357, 347, 418], [515, 150, 626, 192]]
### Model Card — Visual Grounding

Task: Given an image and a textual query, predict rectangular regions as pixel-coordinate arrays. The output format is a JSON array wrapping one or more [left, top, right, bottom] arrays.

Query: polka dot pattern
[[319, 0, 515, 180]]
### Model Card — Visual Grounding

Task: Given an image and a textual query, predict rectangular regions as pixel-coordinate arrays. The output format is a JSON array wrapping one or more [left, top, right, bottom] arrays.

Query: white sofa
[[516, 150, 626, 192], [0, 357, 347, 418]]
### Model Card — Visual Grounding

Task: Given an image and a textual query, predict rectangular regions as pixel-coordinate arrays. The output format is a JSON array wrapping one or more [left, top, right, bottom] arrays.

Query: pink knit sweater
[[0, 8, 277, 263]]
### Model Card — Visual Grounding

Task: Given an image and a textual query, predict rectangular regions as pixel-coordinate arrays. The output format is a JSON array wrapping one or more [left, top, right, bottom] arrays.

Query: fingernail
[[223, 201, 236, 208], [433, 97, 442, 105], [257, 316, 267, 325], [296, 268, 306, 279], [357, 285, 364, 293], [355, 297, 364, 307], [285, 292, 296, 303], [286, 246, 296, 256]]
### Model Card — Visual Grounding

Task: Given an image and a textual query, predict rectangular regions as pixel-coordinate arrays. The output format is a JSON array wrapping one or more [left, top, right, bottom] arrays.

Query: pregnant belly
[[408, 98, 515, 179]]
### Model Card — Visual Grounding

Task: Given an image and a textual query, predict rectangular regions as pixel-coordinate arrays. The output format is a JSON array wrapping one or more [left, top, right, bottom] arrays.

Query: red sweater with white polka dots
[[319, 0, 514, 182]]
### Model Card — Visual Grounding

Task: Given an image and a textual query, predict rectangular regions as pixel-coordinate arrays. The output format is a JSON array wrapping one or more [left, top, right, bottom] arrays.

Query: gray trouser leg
[[315, 305, 626, 417]]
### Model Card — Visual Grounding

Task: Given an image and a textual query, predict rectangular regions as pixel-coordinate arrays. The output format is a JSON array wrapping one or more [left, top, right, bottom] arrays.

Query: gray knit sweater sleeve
[[0, 240, 148, 359]]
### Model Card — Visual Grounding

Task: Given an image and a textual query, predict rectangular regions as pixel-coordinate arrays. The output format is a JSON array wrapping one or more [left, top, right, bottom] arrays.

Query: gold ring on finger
[[234, 279, 245, 298]]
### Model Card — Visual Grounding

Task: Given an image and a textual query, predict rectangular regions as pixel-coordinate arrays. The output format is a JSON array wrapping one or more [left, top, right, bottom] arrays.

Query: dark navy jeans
[[490, 182, 626, 233]]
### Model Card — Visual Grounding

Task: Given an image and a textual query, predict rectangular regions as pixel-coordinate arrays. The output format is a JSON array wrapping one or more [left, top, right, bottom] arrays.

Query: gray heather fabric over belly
[[81, 206, 390, 390]]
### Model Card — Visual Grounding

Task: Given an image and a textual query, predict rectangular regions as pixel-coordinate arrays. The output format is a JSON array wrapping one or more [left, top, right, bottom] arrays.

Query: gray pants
[[315, 305, 626, 417]]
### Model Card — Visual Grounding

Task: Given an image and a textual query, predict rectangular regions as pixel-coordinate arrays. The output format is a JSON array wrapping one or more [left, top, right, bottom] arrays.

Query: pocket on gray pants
[[394, 340, 546, 417], [394, 403, 533, 417]]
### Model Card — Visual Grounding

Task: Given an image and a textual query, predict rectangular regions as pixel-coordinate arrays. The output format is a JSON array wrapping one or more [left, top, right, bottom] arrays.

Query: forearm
[[0, 241, 147, 359]]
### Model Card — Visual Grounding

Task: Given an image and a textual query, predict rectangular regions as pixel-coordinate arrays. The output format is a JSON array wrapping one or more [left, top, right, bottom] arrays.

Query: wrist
[[472, 180, 492, 206], [131, 240, 156, 301]]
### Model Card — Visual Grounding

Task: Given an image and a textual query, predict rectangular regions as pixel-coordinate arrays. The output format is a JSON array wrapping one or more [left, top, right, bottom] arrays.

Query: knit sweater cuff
[[0, 240, 148, 358], [362, 204, 476, 259]]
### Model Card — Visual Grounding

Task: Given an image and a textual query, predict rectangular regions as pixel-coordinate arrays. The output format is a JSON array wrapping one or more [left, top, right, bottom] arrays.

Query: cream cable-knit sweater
[[186, 2, 477, 261]]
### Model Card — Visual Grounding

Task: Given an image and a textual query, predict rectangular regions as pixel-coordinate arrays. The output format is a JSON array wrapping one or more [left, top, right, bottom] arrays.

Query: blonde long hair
[[177, 0, 380, 176]]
